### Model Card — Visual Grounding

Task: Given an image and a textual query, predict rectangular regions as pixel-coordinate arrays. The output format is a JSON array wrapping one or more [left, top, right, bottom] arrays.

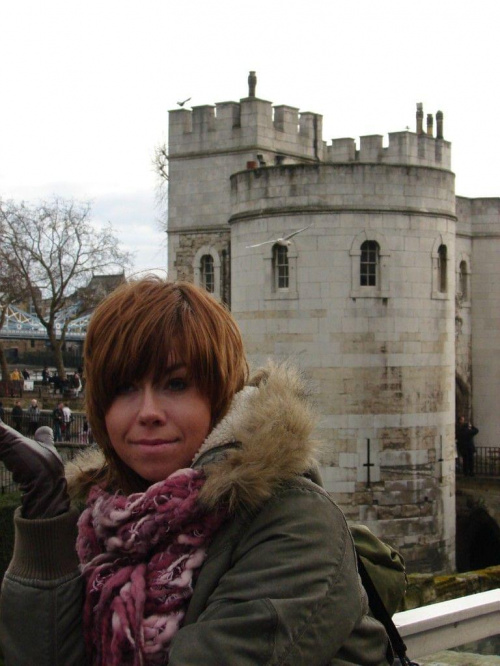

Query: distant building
[[166, 73, 500, 573], [73, 273, 126, 306]]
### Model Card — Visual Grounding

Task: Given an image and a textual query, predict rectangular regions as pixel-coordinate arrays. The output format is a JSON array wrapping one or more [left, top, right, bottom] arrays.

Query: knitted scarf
[[76, 467, 226, 666]]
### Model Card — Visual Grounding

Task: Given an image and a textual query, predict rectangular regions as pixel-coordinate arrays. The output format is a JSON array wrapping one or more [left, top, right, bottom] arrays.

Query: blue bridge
[[0, 304, 90, 342]]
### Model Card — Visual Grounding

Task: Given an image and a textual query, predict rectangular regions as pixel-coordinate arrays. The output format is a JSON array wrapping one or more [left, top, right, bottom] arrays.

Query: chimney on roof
[[436, 110, 444, 139], [427, 113, 434, 137], [416, 103, 424, 134]]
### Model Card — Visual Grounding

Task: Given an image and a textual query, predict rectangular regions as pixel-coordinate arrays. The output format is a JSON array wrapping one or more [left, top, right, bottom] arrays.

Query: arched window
[[438, 245, 447, 293], [264, 238, 298, 301], [459, 260, 468, 300], [273, 244, 289, 290], [193, 246, 221, 300], [431, 236, 450, 300], [360, 241, 379, 287], [200, 254, 215, 293], [350, 232, 390, 299]]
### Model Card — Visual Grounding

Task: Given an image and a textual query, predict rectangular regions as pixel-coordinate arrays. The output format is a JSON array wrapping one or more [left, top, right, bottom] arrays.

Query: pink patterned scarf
[[76, 467, 226, 666]]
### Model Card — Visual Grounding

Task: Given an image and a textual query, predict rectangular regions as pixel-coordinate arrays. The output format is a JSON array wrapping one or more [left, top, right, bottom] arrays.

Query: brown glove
[[0, 422, 70, 519]]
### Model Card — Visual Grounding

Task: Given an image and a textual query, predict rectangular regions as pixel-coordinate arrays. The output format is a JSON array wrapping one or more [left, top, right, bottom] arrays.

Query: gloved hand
[[0, 422, 70, 519]]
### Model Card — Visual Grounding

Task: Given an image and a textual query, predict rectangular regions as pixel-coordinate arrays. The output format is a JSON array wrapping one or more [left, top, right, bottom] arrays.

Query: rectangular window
[[438, 245, 447, 293], [275, 246, 289, 289], [360, 241, 378, 287]]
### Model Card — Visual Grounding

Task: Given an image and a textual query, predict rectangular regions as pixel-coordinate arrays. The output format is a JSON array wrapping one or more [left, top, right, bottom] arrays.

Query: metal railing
[[0, 410, 91, 443], [4, 350, 83, 367], [0, 377, 83, 400], [456, 446, 500, 477]]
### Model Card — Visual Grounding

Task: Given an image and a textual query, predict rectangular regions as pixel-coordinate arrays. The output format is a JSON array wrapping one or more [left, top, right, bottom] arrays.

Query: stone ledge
[[404, 565, 500, 610]]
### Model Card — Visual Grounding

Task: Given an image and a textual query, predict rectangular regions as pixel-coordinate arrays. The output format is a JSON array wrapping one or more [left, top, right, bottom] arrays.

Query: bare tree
[[0, 198, 132, 380], [0, 221, 29, 381], [153, 143, 169, 229], [154, 143, 169, 184]]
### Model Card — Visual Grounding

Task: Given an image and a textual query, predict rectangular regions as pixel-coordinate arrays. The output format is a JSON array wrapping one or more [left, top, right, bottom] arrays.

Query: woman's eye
[[116, 384, 137, 396], [166, 377, 187, 391]]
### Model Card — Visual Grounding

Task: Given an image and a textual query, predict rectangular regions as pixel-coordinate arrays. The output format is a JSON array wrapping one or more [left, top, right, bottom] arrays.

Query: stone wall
[[404, 565, 500, 610]]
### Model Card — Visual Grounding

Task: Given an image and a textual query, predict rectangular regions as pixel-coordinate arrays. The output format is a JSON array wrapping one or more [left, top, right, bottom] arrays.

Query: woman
[[0, 277, 390, 665]]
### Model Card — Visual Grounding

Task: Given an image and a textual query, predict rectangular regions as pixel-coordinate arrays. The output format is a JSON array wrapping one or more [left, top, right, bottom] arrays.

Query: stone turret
[[167, 74, 458, 572]]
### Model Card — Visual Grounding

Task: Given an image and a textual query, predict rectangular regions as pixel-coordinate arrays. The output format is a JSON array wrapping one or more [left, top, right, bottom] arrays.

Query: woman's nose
[[137, 386, 166, 425]]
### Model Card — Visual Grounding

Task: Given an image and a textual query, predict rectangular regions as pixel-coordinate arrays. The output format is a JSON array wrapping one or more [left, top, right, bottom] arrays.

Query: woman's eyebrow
[[163, 363, 186, 375]]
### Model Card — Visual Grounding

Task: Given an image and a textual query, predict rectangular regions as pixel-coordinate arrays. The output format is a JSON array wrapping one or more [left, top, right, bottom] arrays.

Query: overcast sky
[[1, 0, 499, 273]]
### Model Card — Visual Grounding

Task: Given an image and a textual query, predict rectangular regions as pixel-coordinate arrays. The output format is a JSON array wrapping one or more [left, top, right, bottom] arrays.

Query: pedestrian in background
[[62, 402, 72, 440], [456, 416, 479, 476], [27, 399, 41, 436], [12, 400, 23, 433], [52, 402, 64, 442]]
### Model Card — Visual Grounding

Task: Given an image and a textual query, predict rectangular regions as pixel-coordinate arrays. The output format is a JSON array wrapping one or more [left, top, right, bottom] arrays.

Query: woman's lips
[[132, 439, 178, 447]]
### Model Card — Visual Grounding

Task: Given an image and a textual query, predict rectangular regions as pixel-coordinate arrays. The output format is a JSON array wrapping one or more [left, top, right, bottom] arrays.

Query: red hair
[[83, 277, 248, 492]]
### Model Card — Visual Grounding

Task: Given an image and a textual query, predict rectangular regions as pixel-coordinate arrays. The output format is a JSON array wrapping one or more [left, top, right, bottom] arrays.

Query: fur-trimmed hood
[[66, 362, 320, 513]]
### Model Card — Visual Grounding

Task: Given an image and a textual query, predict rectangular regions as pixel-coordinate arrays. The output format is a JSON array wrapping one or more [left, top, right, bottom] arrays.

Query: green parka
[[0, 363, 390, 665]]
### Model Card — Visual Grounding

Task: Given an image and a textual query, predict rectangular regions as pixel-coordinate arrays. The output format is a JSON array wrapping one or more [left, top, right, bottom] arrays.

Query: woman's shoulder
[[260, 475, 349, 532], [216, 474, 350, 559]]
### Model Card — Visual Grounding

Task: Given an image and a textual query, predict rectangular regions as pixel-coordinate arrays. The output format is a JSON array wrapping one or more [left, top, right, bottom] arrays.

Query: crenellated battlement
[[326, 128, 451, 170], [169, 97, 323, 161], [169, 83, 451, 171]]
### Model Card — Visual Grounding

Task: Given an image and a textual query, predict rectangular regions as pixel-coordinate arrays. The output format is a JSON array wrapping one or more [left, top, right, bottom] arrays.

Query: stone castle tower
[[167, 73, 500, 573]]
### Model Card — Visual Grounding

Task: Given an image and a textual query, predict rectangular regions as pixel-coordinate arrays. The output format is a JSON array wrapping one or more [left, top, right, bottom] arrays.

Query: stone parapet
[[404, 566, 500, 610], [169, 98, 323, 161], [327, 130, 451, 170], [229, 163, 456, 221]]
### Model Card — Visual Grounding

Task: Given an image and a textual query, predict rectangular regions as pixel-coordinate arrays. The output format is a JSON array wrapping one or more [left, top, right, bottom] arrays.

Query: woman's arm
[[0, 423, 86, 665], [0, 509, 86, 666], [0, 423, 69, 519]]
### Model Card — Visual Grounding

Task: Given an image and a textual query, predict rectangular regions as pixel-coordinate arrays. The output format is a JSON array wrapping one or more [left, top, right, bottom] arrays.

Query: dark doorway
[[456, 506, 500, 572]]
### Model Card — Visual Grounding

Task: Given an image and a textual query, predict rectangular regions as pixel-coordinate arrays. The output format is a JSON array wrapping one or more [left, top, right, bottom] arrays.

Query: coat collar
[[194, 362, 319, 513]]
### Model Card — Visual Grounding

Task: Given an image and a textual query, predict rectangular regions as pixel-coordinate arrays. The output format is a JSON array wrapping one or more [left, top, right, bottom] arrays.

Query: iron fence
[[456, 446, 500, 477], [0, 410, 92, 444], [4, 350, 83, 368], [0, 375, 84, 400]]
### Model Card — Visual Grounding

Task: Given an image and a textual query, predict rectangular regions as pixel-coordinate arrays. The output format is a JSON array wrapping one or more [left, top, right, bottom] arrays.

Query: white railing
[[394, 588, 500, 658]]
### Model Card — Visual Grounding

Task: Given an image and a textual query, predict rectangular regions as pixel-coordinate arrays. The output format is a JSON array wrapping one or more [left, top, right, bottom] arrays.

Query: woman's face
[[105, 363, 212, 484]]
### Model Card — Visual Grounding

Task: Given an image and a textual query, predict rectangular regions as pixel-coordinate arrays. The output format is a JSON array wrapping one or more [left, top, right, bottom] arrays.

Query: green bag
[[351, 524, 407, 615]]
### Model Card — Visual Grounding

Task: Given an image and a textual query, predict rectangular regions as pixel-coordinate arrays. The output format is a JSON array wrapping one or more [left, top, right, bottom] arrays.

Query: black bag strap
[[356, 553, 419, 666]]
